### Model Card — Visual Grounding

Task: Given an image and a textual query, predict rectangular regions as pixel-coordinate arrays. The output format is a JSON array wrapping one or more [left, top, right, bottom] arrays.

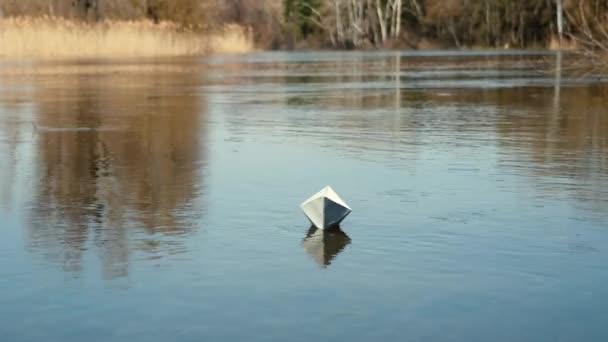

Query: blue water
[[1, 52, 608, 341]]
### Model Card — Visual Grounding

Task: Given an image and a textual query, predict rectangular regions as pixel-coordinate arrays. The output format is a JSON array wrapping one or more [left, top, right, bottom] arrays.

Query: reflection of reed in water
[[302, 226, 351, 268], [22, 63, 207, 279]]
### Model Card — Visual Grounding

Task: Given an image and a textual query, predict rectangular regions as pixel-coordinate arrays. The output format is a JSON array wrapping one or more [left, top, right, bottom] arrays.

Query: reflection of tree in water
[[420, 82, 608, 216], [0, 76, 34, 210], [218, 55, 418, 165], [302, 226, 351, 268], [26, 64, 207, 279], [217, 53, 608, 219], [493, 85, 608, 215]]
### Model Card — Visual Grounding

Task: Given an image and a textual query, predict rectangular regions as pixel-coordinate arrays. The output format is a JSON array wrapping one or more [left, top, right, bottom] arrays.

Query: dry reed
[[0, 17, 254, 58]]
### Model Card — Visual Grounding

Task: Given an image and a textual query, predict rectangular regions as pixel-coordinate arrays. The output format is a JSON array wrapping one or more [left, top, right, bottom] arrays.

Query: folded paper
[[300, 186, 351, 230]]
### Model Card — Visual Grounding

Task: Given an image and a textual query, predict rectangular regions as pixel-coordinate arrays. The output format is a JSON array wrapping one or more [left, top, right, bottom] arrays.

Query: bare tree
[[556, 0, 563, 46]]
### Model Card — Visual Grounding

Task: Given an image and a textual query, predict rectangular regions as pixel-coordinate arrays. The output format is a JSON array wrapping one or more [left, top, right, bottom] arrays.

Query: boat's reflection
[[302, 226, 351, 268]]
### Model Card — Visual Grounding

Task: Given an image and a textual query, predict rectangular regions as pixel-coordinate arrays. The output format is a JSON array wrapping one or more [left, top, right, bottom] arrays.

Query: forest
[[1, 0, 608, 52]]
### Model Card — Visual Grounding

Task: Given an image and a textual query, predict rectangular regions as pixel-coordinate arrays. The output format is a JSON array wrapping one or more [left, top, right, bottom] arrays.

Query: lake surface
[[1, 51, 608, 341]]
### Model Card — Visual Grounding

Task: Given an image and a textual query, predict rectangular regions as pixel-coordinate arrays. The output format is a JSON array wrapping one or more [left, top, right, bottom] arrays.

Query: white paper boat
[[300, 186, 351, 230], [302, 226, 351, 267]]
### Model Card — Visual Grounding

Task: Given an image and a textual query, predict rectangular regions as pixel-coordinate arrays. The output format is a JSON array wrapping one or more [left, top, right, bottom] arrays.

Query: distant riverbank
[[2, 1, 608, 57], [0, 17, 580, 60]]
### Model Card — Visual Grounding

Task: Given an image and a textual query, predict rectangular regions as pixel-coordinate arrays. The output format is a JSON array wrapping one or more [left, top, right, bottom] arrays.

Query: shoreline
[[0, 16, 581, 60]]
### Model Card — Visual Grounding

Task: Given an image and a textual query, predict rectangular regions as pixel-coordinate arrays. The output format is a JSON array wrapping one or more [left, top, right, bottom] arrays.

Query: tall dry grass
[[0, 17, 254, 58]]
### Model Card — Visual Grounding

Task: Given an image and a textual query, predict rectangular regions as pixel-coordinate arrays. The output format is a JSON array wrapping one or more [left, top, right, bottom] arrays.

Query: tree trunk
[[48, 0, 55, 17], [335, 0, 344, 46], [376, 0, 387, 43], [556, 0, 563, 47], [409, 0, 422, 19], [394, 0, 402, 38], [348, 0, 357, 46], [367, 0, 380, 45]]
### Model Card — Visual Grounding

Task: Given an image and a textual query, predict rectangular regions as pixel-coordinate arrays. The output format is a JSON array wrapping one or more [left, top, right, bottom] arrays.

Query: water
[[1, 51, 608, 341]]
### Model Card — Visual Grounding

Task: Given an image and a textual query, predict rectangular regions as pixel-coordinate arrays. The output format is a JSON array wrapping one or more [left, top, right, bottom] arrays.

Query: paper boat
[[300, 186, 351, 230], [302, 226, 351, 267]]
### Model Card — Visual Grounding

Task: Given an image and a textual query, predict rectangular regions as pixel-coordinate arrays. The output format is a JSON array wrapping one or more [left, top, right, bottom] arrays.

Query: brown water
[[1, 51, 608, 341]]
